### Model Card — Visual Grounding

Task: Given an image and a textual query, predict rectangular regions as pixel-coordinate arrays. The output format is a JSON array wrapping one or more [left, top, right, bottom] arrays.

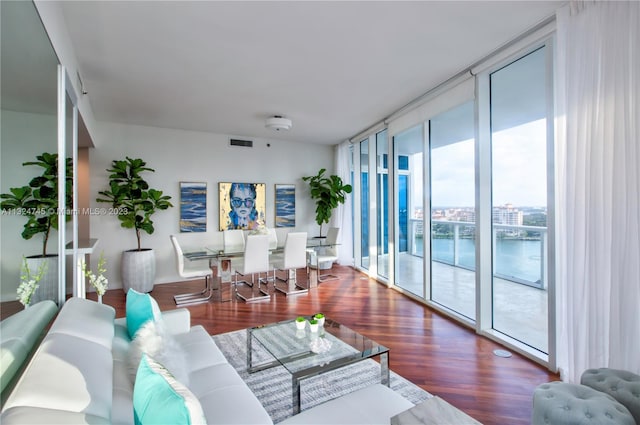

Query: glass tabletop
[[182, 239, 339, 262], [248, 317, 388, 375]]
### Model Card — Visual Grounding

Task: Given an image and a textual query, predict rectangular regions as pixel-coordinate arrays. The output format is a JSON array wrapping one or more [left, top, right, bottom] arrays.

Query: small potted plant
[[309, 318, 319, 333], [295, 316, 307, 330], [17, 256, 47, 308], [314, 313, 325, 327], [82, 252, 108, 303]]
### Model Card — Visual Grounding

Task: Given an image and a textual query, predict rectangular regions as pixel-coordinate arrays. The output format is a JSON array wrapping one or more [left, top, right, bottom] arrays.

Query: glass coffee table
[[247, 317, 390, 414]]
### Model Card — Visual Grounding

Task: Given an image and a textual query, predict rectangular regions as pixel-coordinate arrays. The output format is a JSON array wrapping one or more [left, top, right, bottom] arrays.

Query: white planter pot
[[121, 249, 155, 293], [26, 255, 58, 304]]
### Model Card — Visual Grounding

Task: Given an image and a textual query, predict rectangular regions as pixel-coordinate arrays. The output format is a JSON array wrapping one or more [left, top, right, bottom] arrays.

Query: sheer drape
[[333, 141, 354, 266], [555, 1, 640, 382]]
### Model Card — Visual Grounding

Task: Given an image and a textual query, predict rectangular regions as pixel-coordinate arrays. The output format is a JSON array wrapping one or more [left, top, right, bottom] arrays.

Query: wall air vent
[[229, 138, 253, 148]]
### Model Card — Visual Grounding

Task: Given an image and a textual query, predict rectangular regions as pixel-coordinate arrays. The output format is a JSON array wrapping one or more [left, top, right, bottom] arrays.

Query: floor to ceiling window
[[351, 35, 554, 364], [489, 46, 550, 353], [360, 138, 370, 270], [376, 130, 389, 278], [429, 101, 476, 320], [393, 125, 424, 298]]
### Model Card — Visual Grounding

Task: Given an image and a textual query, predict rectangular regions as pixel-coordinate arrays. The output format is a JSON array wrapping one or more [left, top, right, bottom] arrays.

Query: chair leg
[[317, 265, 338, 282], [174, 276, 214, 306], [173, 284, 208, 300], [235, 271, 270, 302], [234, 271, 253, 287], [258, 269, 276, 295], [274, 268, 308, 295]]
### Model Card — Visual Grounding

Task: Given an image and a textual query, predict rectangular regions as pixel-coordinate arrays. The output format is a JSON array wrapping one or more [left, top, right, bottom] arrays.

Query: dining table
[[182, 238, 338, 290]]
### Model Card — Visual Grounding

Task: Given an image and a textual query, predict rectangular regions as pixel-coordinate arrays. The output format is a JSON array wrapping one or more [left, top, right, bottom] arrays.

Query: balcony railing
[[409, 219, 547, 289]]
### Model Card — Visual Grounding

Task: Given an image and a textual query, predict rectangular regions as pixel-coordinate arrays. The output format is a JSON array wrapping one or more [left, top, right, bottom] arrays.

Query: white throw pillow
[[128, 320, 190, 386]]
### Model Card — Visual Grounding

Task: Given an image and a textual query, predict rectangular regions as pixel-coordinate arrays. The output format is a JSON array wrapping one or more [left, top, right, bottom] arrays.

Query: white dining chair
[[267, 227, 278, 251], [316, 227, 340, 282], [223, 229, 245, 253], [233, 234, 272, 302], [170, 235, 214, 306], [273, 232, 308, 295]]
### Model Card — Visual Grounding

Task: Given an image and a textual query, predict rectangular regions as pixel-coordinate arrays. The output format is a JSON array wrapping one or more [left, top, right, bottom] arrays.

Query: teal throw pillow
[[126, 288, 161, 339], [133, 354, 206, 425]]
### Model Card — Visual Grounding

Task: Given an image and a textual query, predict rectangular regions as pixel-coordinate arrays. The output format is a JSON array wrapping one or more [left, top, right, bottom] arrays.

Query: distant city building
[[492, 203, 523, 226], [428, 204, 542, 239], [431, 207, 475, 223], [493, 203, 523, 236]]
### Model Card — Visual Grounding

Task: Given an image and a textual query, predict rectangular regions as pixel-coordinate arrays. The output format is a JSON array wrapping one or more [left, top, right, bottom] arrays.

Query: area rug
[[212, 329, 432, 424]]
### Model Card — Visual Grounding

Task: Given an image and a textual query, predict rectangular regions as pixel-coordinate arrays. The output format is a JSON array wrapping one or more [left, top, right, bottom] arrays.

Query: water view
[[414, 237, 544, 287]]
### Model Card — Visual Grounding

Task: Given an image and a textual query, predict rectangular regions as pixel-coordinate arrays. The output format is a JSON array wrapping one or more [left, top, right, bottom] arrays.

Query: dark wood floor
[[2, 265, 559, 424]]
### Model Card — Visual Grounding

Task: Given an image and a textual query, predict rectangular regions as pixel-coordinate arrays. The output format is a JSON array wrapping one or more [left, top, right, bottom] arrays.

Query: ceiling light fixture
[[265, 115, 292, 131]]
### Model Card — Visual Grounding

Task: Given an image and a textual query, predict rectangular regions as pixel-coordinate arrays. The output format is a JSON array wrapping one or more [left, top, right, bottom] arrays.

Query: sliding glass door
[[490, 46, 549, 353], [376, 130, 389, 278], [360, 139, 370, 270], [351, 38, 553, 364], [393, 125, 424, 298], [429, 101, 476, 320]]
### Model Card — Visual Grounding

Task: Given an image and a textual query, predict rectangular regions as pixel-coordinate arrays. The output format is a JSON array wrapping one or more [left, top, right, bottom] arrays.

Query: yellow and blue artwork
[[275, 184, 295, 228], [180, 182, 207, 232], [219, 182, 266, 231]]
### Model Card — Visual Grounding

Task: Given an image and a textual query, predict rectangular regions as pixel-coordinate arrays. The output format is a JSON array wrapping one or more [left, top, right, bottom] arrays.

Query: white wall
[[34, 0, 99, 144], [33, 1, 336, 293], [1, 110, 59, 301], [89, 121, 333, 290]]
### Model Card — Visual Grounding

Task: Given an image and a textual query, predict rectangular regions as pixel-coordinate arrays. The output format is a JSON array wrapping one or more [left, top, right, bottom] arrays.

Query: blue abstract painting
[[180, 182, 206, 232], [275, 184, 295, 228]]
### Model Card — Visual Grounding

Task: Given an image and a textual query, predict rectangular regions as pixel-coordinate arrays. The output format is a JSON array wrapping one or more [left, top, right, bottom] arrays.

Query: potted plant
[[309, 318, 319, 333], [314, 313, 325, 327], [96, 157, 173, 293], [82, 252, 108, 303], [302, 168, 352, 237], [295, 316, 307, 330], [16, 256, 47, 308], [1, 152, 73, 303]]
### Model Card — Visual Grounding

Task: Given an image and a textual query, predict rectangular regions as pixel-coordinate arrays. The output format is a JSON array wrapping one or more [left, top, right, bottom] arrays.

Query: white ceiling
[[58, 1, 563, 145]]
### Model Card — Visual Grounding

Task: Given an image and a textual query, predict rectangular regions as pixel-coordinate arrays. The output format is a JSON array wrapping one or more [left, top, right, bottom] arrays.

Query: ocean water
[[430, 238, 543, 284]]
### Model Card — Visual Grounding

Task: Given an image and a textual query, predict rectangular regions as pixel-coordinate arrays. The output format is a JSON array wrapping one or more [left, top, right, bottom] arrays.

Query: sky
[[416, 118, 548, 208]]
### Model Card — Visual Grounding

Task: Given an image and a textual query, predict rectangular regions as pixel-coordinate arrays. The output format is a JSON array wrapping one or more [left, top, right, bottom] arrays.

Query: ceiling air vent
[[229, 138, 253, 148]]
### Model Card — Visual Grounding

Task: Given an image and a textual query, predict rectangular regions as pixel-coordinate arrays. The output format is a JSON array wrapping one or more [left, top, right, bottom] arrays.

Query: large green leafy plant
[[302, 168, 352, 237], [0, 152, 73, 256], [96, 157, 173, 251]]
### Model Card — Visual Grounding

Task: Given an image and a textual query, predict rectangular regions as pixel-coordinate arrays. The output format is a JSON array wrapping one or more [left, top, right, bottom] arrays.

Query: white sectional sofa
[[0, 300, 58, 396], [0, 297, 413, 424]]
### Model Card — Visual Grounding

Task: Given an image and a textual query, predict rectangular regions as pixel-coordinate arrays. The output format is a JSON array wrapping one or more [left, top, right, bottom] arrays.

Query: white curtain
[[555, 1, 640, 383], [333, 141, 354, 266]]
